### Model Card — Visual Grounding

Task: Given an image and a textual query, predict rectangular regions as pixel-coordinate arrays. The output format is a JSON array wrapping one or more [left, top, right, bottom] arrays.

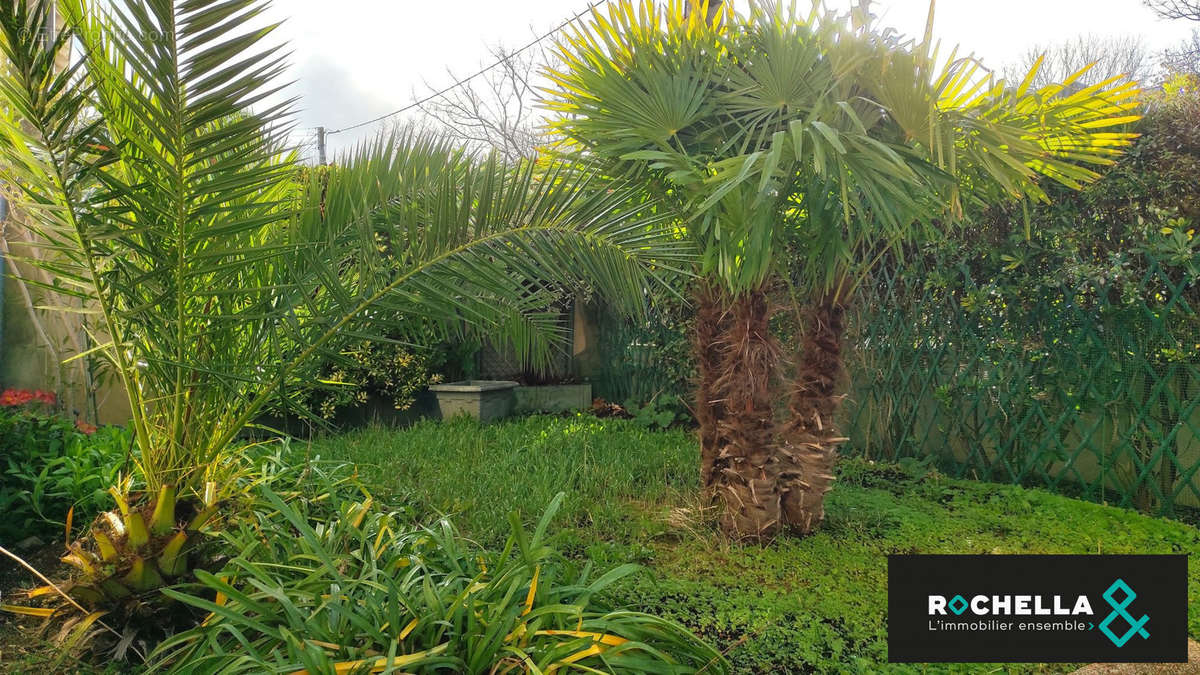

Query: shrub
[[304, 339, 444, 420], [278, 326, 483, 424], [0, 391, 128, 542], [148, 491, 727, 674], [0, 441, 372, 666]]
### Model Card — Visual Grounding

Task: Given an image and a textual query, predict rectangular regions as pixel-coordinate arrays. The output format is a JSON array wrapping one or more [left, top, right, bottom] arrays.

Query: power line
[[325, 0, 603, 136]]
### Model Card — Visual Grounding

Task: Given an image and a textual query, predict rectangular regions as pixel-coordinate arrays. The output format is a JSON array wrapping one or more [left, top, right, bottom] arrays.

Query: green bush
[[0, 393, 129, 542], [587, 276, 696, 423], [275, 329, 481, 424], [306, 339, 443, 419], [624, 396, 691, 430], [149, 489, 727, 674]]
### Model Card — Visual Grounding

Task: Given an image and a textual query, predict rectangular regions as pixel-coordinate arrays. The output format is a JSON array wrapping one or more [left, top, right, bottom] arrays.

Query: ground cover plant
[[314, 415, 1200, 672], [148, 487, 726, 673]]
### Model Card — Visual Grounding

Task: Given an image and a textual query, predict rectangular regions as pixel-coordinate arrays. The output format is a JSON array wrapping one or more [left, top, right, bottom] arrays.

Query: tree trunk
[[694, 282, 782, 540], [779, 293, 847, 535]]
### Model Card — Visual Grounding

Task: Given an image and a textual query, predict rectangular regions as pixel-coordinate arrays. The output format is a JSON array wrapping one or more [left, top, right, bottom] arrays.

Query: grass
[[307, 414, 697, 546], [310, 414, 1200, 673]]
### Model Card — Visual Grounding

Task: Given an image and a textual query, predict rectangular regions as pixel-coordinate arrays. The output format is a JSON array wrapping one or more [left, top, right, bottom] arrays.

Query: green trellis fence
[[842, 253, 1200, 516]]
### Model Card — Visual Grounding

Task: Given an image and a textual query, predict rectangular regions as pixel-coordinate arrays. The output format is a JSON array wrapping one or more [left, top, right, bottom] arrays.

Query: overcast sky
[[264, 0, 1198, 160]]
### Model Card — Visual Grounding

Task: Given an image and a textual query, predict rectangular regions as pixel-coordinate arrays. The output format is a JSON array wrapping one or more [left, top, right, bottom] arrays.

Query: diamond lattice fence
[[842, 254, 1200, 516]]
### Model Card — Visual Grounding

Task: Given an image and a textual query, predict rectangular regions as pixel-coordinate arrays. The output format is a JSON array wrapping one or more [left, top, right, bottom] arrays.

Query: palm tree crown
[[545, 0, 1140, 294]]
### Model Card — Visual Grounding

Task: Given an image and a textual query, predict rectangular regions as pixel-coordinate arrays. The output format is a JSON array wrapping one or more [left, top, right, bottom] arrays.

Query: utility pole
[[316, 126, 327, 165]]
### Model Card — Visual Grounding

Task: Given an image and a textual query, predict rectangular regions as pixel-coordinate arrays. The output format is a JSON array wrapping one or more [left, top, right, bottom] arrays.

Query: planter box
[[429, 380, 518, 421], [513, 384, 592, 414]]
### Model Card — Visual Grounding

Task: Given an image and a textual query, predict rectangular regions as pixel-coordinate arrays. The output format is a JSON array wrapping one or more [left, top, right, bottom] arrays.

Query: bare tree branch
[[410, 43, 550, 163], [1162, 28, 1200, 75], [1004, 34, 1155, 89], [1145, 0, 1200, 21]]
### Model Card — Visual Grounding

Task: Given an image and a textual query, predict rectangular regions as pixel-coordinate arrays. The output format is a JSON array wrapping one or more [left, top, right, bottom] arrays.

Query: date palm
[[0, 0, 686, 613], [546, 0, 1139, 538]]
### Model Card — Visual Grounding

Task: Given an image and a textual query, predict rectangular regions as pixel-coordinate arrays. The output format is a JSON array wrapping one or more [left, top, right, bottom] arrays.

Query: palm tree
[[545, 0, 1140, 539], [0, 0, 687, 608]]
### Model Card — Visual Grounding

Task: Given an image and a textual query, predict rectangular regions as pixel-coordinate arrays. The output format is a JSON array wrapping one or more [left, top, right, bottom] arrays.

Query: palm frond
[[545, 0, 1142, 295], [222, 131, 691, 447], [1, 1, 692, 493]]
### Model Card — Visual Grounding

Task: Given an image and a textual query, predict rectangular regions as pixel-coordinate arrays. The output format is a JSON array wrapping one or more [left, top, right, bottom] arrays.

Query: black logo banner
[[888, 554, 1188, 663]]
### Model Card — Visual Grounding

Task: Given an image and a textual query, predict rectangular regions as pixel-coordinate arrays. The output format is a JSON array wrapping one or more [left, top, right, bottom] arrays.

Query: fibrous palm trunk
[[694, 282, 782, 539], [780, 294, 847, 535], [694, 283, 848, 540]]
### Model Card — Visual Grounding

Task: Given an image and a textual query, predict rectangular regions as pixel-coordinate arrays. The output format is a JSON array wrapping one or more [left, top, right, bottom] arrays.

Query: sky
[[262, 0, 1199, 159]]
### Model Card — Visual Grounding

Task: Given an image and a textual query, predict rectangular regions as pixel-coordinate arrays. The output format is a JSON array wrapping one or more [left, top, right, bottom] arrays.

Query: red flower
[[0, 388, 59, 408], [75, 420, 98, 435], [0, 389, 34, 407]]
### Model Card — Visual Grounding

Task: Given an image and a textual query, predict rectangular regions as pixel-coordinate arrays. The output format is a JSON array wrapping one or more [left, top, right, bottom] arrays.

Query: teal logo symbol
[[1099, 579, 1149, 647], [948, 595, 968, 615]]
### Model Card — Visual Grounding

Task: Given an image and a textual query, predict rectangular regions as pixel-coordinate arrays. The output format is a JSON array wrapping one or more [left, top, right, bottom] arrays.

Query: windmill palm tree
[[545, 0, 1140, 539], [0, 0, 687, 611]]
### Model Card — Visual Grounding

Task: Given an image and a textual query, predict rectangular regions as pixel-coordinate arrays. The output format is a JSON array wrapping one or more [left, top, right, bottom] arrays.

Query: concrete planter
[[429, 380, 518, 421], [513, 384, 592, 414]]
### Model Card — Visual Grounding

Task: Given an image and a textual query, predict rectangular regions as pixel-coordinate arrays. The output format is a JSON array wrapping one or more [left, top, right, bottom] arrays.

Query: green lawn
[[308, 415, 1200, 673]]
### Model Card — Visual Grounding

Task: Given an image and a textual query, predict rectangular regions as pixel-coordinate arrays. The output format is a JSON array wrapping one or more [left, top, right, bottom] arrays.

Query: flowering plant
[[0, 388, 57, 408], [0, 387, 100, 434], [0, 391, 126, 540]]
